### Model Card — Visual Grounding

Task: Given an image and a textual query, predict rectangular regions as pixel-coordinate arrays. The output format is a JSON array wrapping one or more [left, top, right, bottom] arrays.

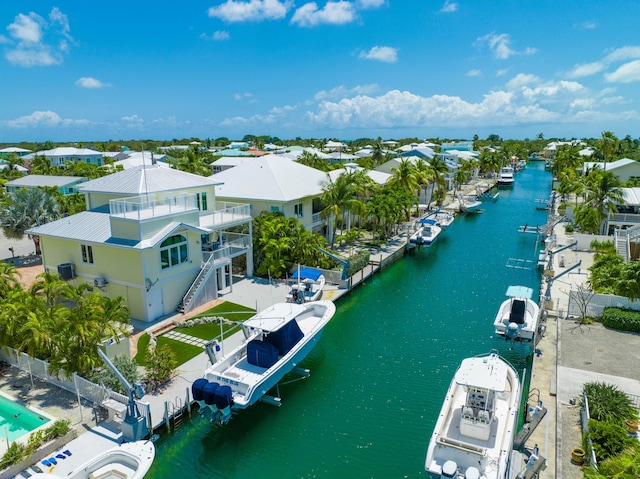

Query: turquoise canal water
[[147, 163, 552, 479]]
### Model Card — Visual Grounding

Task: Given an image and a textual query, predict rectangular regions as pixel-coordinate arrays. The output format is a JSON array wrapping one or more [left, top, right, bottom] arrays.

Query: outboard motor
[[214, 385, 234, 424], [192, 378, 209, 410], [506, 322, 520, 340], [464, 466, 480, 479], [202, 381, 221, 421], [441, 460, 457, 478]]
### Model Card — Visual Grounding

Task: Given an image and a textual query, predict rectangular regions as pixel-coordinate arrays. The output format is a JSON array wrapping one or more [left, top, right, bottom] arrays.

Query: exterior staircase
[[177, 249, 229, 314]]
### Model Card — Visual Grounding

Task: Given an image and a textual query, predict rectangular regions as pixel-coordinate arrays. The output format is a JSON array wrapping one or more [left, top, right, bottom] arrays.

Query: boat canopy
[[244, 303, 305, 332], [292, 267, 323, 281], [505, 285, 533, 299], [418, 218, 437, 225], [455, 355, 509, 392]]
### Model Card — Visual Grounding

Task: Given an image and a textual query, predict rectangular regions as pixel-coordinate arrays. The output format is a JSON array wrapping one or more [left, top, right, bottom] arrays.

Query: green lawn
[[134, 301, 256, 367]]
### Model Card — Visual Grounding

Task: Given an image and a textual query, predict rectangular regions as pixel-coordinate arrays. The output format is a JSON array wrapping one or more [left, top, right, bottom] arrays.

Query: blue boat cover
[[418, 218, 437, 225], [203, 382, 220, 405], [214, 385, 233, 409], [264, 319, 304, 356], [192, 378, 209, 401], [247, 340, 279, 368], [291, 268, 322, 281]]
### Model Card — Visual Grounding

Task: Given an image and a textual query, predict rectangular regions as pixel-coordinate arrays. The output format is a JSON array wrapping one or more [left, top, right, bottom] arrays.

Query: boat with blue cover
[[409, 218, 442, 247], [493, 285, 541, 343], [286, 267, 326, 303], [193, 300, 336, 424]]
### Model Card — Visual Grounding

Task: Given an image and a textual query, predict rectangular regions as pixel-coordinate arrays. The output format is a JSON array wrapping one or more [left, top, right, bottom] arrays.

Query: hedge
[[600, 307, 640, 333]]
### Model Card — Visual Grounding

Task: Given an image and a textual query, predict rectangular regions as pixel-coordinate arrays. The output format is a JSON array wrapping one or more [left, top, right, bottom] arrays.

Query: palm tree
[[598, 131, 619, 171], [28, 154, 54, 175], [0, 261, 21, 297], [389, 159, 421, 219], [583, 170, 624, 234], [0, 187, 61, 254]]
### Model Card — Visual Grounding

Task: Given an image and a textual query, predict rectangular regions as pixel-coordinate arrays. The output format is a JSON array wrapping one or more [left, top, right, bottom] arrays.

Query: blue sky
[[1, 0, 640, 143]]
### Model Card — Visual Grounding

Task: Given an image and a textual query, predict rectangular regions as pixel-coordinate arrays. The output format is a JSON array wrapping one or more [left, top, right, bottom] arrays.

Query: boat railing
[[436, 435, 487, 456]]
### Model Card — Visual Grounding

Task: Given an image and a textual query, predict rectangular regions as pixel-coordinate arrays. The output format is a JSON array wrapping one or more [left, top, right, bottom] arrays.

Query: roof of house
[[0, 147, 32, 154], [5, 175, 87, 188], [27, 208, 208, 249], [328, 164, 391, 185], [583, 158, 638, 171], [78, 164, 222, 195], [399, 147, 435, 159], [27, 147, 102, 157], [112, 151, 171, 170], [621, 188, 640, 206], [212, 154, 327, 202], [212, 156, 255, 167]]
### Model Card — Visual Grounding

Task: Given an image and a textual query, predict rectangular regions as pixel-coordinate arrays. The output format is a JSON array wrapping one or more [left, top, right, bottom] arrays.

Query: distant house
[[111, 151, 171, 170], [24, 147, 104, 168], [328, 163, 391, 186], [0, 147, 32, 157], [212, 154, 328, 235], [582, 158, 640, 182], [399, 147, 436, 160], [28, 165, 253, 322], [211, 156, 255, 174], [4, 175, 88, 195], [440, 141, 474, 152], [324, 141, 346, 152]]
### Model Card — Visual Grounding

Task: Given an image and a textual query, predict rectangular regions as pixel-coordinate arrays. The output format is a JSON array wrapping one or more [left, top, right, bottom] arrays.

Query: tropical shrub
[[582, 382, 638, 425], [145, 343, 178, 384], [600, 308, 640, 333], [346, 250, 370, 277], [583, 447, 640, 478], [588, 419, 638, 461], [0, 419, 70, 469], [564, 223, 574, 233], [87, 355, 141, 395]]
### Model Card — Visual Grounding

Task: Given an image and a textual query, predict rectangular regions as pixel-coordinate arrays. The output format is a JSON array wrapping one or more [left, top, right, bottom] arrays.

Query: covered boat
[[409, 219, 442, 247], [286, 267, 325, 303], [425, 351, 521, 479], [195, 300, 336, 424], [497, 166, 515, 187], [493, 286, 540, 343]]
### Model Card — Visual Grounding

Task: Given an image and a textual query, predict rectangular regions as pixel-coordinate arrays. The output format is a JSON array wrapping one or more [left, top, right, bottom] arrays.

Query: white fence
[[567, 290, 640, 318], [0, 347, 151, 428]]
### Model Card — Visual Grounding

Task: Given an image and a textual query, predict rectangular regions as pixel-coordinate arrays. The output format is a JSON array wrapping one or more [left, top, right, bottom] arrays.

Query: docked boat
[[493, 285, 541, 343], [497, 166, 515, 187], [431, 211, 455, 229], [457, 194, 483, 214], [477, 187, 500, 202], [195, 300, 336, 424], [425, 351, 521, 479], [409, 219, 442, 247], [286, 267, 325, 303], [32, 440, 155, 479]]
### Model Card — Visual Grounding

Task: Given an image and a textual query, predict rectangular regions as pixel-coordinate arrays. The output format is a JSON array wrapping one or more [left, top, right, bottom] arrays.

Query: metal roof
[[78, 165, 222, 195], [5, 175, 87, 188]]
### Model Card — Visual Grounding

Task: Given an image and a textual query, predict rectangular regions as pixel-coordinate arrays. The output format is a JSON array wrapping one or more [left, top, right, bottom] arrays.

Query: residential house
[[211, 156, 255, 174], [0, 147, 32, 157], [212, 154, 328, 235], [582, 158, 640, 183], [23, 147, 104, 168], [27, 165, 253, 322], [4, 175, 88, 195]]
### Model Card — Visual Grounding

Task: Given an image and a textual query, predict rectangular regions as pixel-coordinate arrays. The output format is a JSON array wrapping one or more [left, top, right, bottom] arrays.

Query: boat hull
[[493, 296, 540, 342]]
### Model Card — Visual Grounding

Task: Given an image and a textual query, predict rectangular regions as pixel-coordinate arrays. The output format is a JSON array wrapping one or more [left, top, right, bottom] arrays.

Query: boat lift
[[97, 348, 149, 442]]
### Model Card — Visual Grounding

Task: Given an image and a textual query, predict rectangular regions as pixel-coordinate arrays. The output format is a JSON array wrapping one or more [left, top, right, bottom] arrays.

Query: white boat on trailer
[[194, 300, 336, 424], [31, 440, 155, 479], [430, 210, 455, 229], [493, 286, 540, 343], [457, 194, 483, 214], [425, 350, 521, 479], [409, 218, 442, 247]]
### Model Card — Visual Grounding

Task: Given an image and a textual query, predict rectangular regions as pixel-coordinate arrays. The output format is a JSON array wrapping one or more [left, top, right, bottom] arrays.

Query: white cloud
[[566, 61, 605, 78], [208, 0, 292, 22], [355, 0, 385, 8], [201, 30, 231, 41], [576, 20, 597, 30], [604, 60, 640, 83], [75, 77, 111, 89], [496, 68, 509, 77], [4, 111, 90, 128], [467, 69, 481, 77], [440, 0, 458, 13], [505, 73, 541, 90], [474, 32, 536, 60], [314, 84, 379, 101], [359, 46, 398, 63], [234, 92, 256, 102], [567, 45, 640, 80], [3, 8, 73, 67], [291, 1, 356, 27]]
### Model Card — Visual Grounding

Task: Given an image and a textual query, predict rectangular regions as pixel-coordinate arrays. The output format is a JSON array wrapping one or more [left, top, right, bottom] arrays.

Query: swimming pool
[[0, 392, 51, 443]]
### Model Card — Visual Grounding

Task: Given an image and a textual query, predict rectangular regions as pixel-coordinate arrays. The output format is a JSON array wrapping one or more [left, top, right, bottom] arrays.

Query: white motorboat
[[431, 211, 455, 229], [425, 351, 521, 479], [497, 166, 515, 187], [286, 267, 325, 303], [493, 286, 541, 343], [457, 194, 483, 214], [32, 440, 155, 479], [409, 219, 442, 247], [195, 300, 336, 424]]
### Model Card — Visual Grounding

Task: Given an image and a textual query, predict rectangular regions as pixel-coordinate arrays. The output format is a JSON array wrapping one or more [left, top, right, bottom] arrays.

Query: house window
[[81, 244, 94, 264], [160, 234, 188, 269], [294, 203, 304, 218], [197, 192, 208, 211], [270, 206, 280, 212]]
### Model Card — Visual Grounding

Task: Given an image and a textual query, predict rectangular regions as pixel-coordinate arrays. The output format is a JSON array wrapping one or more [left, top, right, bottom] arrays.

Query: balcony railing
[[199, 202, 251, 228], [610, 213, 640, 224], [109, 192, 197, 220]]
